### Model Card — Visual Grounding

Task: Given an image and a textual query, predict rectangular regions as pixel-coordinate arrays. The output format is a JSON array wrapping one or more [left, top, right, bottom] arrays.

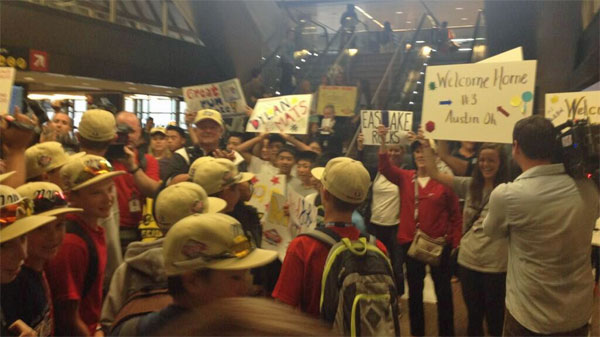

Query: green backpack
[[300, 227, 400, 337]]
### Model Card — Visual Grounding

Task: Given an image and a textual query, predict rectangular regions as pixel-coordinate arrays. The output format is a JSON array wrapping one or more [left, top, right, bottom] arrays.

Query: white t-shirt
[[247, 156, 279, 176], [370, 173, 400, 226]]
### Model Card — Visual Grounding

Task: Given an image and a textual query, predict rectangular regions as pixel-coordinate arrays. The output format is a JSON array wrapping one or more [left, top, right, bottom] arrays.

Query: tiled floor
[[398, 280, 600, 336]]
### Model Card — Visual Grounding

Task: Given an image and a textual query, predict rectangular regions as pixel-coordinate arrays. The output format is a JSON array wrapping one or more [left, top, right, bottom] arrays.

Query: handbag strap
[[413, 173, 450, 239], [463, 193, 490, 235]]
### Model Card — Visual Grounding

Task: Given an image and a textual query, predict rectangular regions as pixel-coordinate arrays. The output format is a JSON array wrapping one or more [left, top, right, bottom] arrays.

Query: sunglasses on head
[[72, 159, 114, 187], [0, 199, 33, 227], [32, 191, 68, 214]]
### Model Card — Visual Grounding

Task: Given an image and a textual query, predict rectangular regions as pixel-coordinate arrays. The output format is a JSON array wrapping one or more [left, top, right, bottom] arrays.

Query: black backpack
[[300, 227, 400, 336]]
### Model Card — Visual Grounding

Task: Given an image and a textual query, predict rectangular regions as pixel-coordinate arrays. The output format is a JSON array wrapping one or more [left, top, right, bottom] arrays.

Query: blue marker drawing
[[439, 100, 452, 105]]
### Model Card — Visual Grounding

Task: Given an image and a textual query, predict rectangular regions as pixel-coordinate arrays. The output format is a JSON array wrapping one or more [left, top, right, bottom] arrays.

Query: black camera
[[105, 123, 132, 161], [555, 119, 599, 183]]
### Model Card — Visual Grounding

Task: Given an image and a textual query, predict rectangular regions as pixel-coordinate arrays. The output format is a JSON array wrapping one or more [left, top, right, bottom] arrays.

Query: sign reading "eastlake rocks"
[[422, 60, 537, 143]]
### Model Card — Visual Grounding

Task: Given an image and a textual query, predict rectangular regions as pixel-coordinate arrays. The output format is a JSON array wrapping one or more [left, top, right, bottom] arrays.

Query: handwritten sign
[[360, 110, 413, 145], [246, 94, 312, 134], [183, 78, 247, 114], [316, 85, 357, 117], [262, 193, 292, 261], [546, 91, 600, 126], [0, 67, 16, 115], [247, 173, 286, 215], [287, 188, 317, 237], [422, 60, 537, 143]]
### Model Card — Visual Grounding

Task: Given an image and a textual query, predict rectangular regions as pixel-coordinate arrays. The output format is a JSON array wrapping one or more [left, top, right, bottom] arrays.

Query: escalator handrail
[[469, 10, 485, 63]]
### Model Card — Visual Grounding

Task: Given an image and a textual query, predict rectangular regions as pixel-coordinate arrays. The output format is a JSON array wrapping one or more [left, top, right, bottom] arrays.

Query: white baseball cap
[[163, 213, 277, 276], [311, 157, 370, 204]]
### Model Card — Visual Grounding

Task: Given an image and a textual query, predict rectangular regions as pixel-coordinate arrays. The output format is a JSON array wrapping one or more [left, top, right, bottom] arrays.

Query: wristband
[[128, 166, 141, 174]]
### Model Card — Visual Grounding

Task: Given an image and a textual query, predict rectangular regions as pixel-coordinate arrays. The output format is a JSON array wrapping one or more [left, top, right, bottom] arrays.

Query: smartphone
[[8, 86, 23, 115], [381, 110, 389, 127]]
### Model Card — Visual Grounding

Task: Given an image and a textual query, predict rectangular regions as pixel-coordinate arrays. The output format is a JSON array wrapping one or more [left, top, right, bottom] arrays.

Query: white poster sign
[[287, 188, 318, 237], [247, 173, 286, 215], [360, 110, 413, 145], [422, 60, 537, 143], [262, 193, 292, 261], [246, 94, 312, 134], [183, 78, 247, 114], [545, 91, 600, 126], [0, 67, 16, 115]]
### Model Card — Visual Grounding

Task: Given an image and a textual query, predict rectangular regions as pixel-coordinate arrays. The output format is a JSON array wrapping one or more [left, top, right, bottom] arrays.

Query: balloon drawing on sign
[[510, 96, 521, 107], [425, 121, 435, 132], [550, 95, 559, 104], [429, 82, 436, 90], [521, 91, 533, 115]]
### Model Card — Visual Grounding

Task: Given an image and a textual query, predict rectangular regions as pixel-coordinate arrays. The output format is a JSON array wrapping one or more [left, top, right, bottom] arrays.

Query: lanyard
[[325, 222, 352, 228]]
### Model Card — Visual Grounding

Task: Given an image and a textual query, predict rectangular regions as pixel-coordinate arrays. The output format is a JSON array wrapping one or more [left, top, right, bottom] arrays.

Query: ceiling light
[[348, 48, 358, 57], [23, 77, 35, 81], [396, 11, 403, 14], [406, 21, 412, 24], [295, 66, 301, 69], [458, 48, 473, 51], [455, 7, 463, 10], [417, 81, 422, 84], [409, 101, 414, 105], [461, 17, 468, 21], [421, 46, 432, 57], [413, 91, 418, 94], [128, 87, 137, 90]]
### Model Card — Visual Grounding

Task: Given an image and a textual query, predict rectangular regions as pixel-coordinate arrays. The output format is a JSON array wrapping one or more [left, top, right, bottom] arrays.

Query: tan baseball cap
[[150, 127, 167, 136], [0, 171, 15, 184], [194, 109, 223, 127], [60, 154, 125, 191], [189, 157, 253, 195], [16, 182, 83, 217], [154, 182, 227, 230], [311, 157, 371, 204], [0, 185, 57, 243], [1, 215, 57, 244], [163, 213, 277, 276], [25, 142, 85, 179], [78, 109, 116, 142]]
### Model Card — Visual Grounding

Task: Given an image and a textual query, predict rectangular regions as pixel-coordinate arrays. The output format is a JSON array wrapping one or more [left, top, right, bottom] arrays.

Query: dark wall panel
[[0, 1, 228, 87]]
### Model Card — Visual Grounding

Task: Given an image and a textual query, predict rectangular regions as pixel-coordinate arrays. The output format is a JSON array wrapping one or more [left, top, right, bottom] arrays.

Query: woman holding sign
[[378, 125, 461, 337], [420, 131, 509, 337]]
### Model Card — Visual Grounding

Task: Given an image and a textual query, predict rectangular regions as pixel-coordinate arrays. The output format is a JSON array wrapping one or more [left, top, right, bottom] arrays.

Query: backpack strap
[[298, 226, 340, 246], [66, 221, 98, 299]]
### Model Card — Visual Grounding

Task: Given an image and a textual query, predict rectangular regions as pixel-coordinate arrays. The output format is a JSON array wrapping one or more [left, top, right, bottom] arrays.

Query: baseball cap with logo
[[163, 213, 277, 276], [194, 109, 223, 127], [16, 182, 83, 217], [154, 182, 227, 230], [189, 157, 253, 195], [0, 185, 57, 244], [78, 109, 116, 142], [25, 142, 85, 179], [311, 157, 371, 204], [60, 154, 125, 191]]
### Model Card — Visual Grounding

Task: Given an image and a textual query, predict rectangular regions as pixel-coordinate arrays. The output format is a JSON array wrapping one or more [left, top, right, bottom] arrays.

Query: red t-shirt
[[378, 152, 462, 248], [45, 214, 107, 334], [112, 153, 159, 228], [272, 226, 388, 317]]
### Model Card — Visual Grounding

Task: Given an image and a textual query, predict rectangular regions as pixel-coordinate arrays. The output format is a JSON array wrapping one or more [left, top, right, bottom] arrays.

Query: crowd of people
[[0, 102, 598, 337]]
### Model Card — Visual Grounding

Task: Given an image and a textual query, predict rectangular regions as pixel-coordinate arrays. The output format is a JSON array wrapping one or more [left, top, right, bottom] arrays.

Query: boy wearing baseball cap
[[2, 182, 82, 337], [0, 185, 57, 336], [100, 182, 226, 332], [25, 141, 85, 185], [113, 213, 277, 336], [45, 154, 125, 336], [272, 157, 387, 316]]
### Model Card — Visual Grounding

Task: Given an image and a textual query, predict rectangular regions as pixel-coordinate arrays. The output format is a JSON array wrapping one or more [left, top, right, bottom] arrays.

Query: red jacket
[[378, 152, 462, 248]]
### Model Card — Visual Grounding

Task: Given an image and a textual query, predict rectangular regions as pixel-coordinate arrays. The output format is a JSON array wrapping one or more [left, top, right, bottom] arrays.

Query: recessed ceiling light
[[396, 11, 403, 14], [406, 21, 412, 24], [461, 17, 468, 21], [24, 77, 35, 81], [166, 90, 173, 94], [128, 87, 137, 90], [455, 7, 463, 10]]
